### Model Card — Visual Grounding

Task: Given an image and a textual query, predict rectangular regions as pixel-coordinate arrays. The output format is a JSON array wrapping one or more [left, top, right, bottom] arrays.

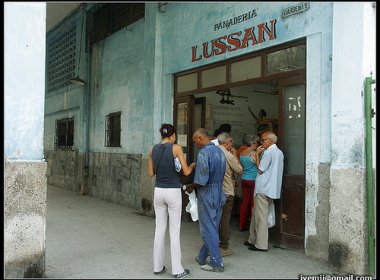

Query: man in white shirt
[[245, 131, 284, 252], [211, 123, 231, 146]]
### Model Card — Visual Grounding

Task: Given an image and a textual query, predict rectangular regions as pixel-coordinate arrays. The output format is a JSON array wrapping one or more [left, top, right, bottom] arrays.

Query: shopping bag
[[183, 185, 198, 222], [174, 157, 182, 172], [268, 200, 275, 228]]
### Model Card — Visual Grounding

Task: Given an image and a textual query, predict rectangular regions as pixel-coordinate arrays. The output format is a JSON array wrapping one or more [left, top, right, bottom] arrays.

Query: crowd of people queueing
[[148, 123, 284, 278]]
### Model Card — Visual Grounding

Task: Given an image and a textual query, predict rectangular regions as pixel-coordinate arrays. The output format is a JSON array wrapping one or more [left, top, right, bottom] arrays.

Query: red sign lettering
[[191, 19, 277, 62]]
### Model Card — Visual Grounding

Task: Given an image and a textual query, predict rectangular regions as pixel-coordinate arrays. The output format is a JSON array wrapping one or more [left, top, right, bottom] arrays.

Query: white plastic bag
[[268, 200, 275, 228], [183, 185, 198, 221], [174, 157, 182, 172]]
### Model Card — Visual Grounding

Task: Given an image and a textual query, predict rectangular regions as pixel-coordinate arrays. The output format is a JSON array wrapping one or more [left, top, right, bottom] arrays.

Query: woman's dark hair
[[159, 123, 176, 138], [213, 123, 231, 137]]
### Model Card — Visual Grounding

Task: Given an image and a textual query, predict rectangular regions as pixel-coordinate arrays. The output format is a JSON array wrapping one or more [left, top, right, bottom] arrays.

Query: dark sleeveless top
[[152, 142, 181, 188]]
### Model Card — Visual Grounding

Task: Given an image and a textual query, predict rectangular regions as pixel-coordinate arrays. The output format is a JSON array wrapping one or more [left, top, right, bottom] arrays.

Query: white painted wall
[[331, 2, 370, 168], [362, 2, 376, 168], [328, 2, 376, 273], [4, 2, 46, 160]]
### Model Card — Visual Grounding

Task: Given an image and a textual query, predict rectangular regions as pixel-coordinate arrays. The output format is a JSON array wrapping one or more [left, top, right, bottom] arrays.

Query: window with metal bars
[[47, 26, 76, 93], [105, 112, 122, 147], [88, 3, 145, 45], [55, 117, 74, 150]]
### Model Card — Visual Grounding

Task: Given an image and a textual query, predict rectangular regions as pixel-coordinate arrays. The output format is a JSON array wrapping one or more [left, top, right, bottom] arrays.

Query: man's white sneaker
[[200, 264, 224, 272]]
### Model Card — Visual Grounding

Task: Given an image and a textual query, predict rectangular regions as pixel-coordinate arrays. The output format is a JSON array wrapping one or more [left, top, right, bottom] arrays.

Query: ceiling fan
[[216, 88, 248, 105]]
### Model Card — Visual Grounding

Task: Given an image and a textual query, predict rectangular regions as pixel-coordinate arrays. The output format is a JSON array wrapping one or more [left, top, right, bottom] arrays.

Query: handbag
[[268, 200, 275, 228]]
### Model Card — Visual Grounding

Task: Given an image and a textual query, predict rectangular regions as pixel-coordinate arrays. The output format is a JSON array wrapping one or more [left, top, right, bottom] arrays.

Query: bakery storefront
[[173, 18, 306, 252], [43, 2, 375, 275], [161, 2, 374, 274]]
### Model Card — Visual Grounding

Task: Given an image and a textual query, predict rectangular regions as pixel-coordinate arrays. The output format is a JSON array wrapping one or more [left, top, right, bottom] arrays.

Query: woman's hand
[[257, 146, 265, 154]]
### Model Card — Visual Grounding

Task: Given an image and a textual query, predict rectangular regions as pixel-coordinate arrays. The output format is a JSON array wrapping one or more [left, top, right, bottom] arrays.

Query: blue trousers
[[196, 187, 226, 268]]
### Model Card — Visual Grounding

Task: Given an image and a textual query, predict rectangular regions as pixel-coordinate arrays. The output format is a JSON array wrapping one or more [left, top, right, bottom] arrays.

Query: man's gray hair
[[265, 132, 277, 143], [217, 132, 232, 144], [194, 128, 210, 138]]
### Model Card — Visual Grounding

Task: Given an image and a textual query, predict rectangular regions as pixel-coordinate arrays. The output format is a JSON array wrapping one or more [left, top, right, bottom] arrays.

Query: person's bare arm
[[148, 146, 155, 177], [256, 146, 265, 174], [173, 144, 195, 176]]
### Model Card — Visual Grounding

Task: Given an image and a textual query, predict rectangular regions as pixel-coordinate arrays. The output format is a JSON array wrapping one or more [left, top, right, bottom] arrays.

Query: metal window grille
[[47, 26, 76, 92], [55, 117, 74, 150], [105, 112, 121, 147], [88, 3, 145, 45]]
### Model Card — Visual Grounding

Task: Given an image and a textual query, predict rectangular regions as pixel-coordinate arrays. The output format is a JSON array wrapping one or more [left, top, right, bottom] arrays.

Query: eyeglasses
[[261, 138, 270, 142]]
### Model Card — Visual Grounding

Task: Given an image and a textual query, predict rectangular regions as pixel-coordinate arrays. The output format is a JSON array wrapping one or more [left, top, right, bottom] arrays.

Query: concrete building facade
[[4, 2, 373, 277]]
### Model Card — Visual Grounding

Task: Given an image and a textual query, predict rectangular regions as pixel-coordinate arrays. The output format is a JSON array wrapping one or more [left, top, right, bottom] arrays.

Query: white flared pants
[[153, 187, 184, 275]]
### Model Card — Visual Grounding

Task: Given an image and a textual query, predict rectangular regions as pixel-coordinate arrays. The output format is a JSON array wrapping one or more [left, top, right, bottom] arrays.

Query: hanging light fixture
[[70, 5, 86, 86]]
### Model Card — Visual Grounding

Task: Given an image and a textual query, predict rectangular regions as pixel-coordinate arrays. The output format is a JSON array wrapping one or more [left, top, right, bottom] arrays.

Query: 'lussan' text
[[192, 19, 277, 62]]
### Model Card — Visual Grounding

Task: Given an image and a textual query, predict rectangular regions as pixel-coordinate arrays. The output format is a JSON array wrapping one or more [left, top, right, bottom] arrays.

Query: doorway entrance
[[174, 40, 306, 252]]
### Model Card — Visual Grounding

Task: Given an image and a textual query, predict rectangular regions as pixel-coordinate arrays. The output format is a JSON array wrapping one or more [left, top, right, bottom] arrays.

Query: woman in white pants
[[148, 123, 195, 279]]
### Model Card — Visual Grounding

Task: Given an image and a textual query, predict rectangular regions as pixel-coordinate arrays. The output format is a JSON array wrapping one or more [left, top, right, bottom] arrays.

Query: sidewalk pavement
[[45, 185, 337, 279]]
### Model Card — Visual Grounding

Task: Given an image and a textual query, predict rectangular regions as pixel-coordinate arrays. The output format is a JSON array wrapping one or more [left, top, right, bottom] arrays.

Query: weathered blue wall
[[159, 2, 334, 178], [43, 2, 335, 159], [44, 8, 85, 152], [161, 2, 332, 73], [87, 2, 334, 156], [89, 13, 147, 153]]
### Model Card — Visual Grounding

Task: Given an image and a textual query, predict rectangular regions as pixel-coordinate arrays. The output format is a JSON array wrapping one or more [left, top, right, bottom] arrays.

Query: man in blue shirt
[[185, 128, 226, 272], [245, 131, 284, 252]]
